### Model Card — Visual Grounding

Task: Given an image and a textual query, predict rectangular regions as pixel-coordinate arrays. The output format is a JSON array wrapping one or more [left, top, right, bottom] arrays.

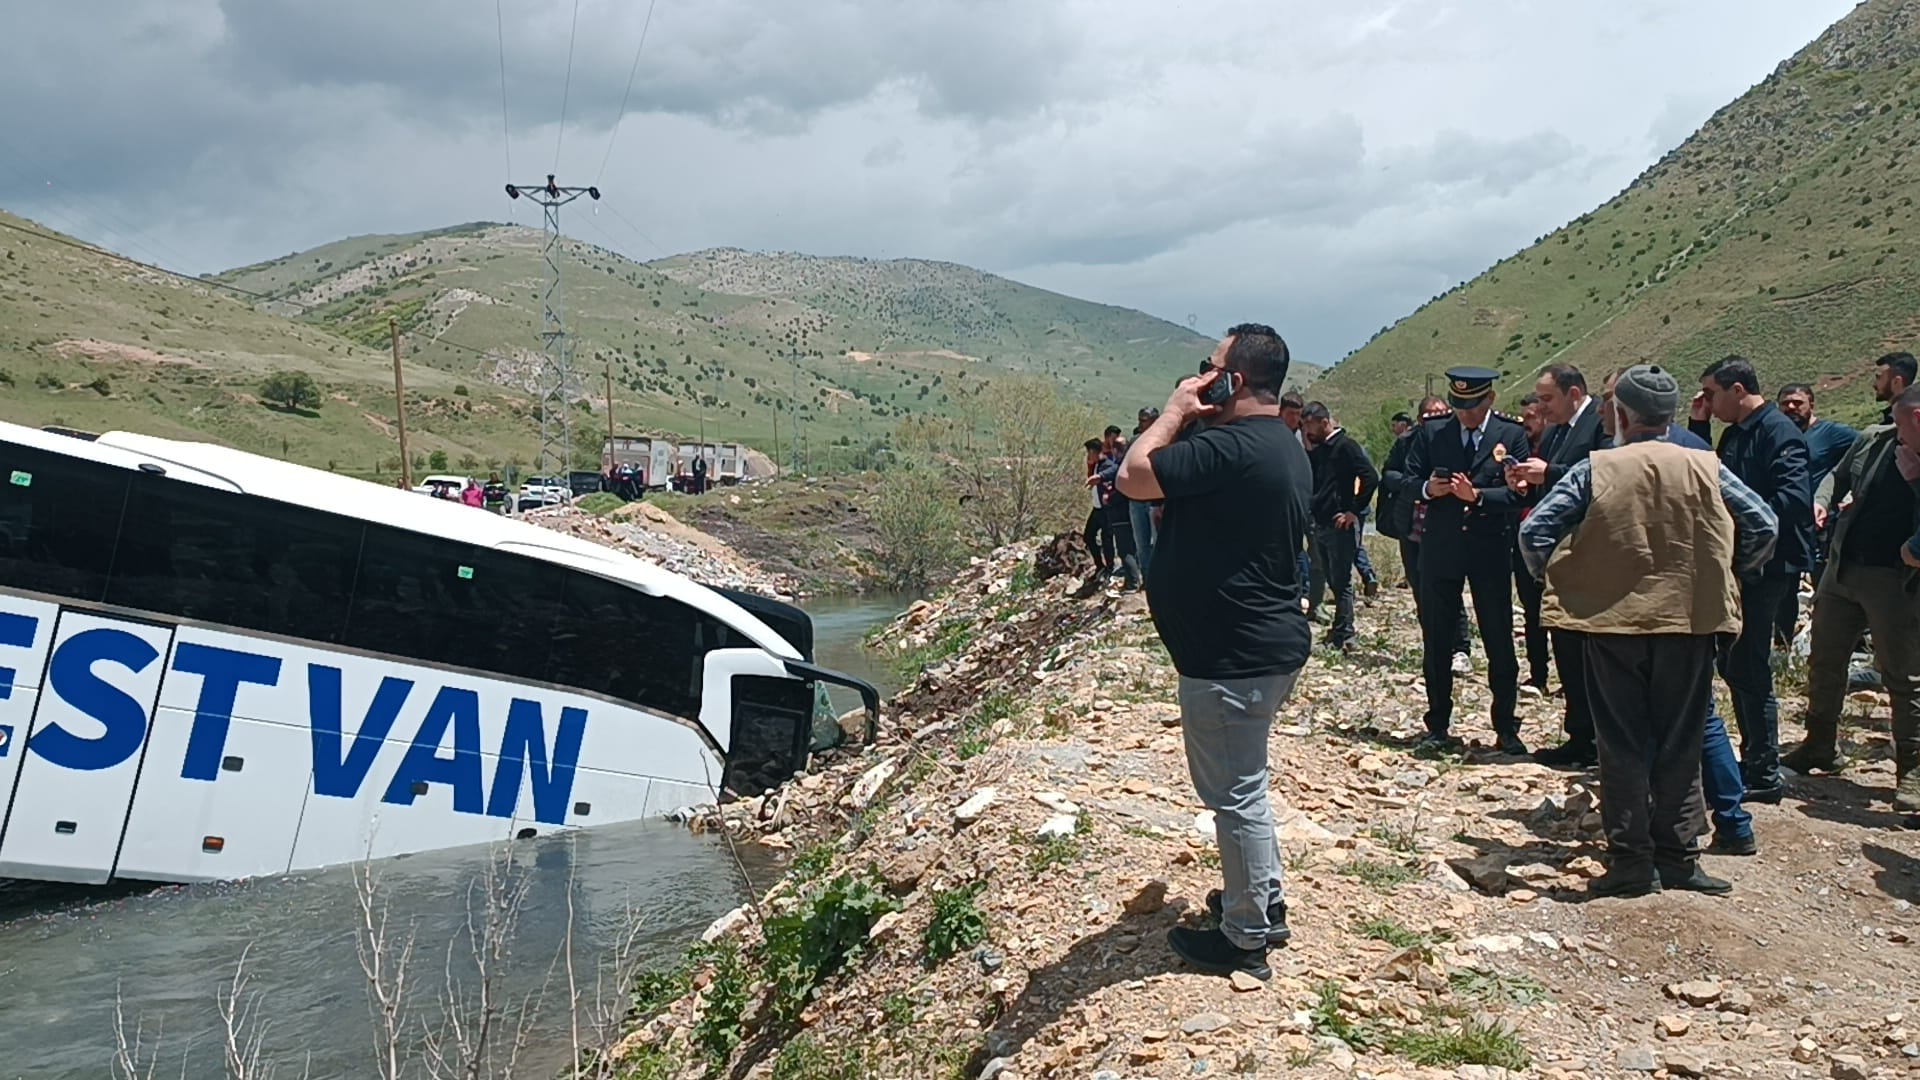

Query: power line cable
[[495, 0, 516, 183], [595, 0, 661, 185], [552, 0, 582, 172]]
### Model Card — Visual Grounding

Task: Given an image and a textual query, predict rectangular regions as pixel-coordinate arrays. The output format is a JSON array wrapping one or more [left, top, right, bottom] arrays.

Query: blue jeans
[[1353, 521, 1377, 585], [1719, 573, 1795, 790], [1309, 521, 1359, 646], [1129, 500, 1156, 578], [1701, 705, 1752, 840]]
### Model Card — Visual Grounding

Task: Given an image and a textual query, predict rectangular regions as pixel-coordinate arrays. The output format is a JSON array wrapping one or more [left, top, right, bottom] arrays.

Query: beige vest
[[1542, 440, 1741, 637]]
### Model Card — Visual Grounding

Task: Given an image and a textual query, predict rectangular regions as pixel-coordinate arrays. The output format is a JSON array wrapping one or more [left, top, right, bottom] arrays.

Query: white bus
[[0, 422, 877, 886]]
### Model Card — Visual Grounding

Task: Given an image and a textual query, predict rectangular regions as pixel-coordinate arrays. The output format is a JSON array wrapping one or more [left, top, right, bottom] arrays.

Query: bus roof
[[3, 421, 799, 660]]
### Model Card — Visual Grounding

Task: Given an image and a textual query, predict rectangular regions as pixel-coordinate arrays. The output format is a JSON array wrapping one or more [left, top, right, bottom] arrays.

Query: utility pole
[[505, 174, 600, 480], [389, 316, 413, 488], [604, 361, 615, 474], [787, 349, 803, 474]]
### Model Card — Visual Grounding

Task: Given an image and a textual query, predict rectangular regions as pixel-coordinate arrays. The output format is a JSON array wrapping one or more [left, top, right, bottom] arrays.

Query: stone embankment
[[616, 541, 1919, 1080], [526, 501, 800, 598]]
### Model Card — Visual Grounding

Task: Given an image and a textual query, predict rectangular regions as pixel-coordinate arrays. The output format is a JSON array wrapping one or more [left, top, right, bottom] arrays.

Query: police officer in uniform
[[1404, 367, 1532, 754]]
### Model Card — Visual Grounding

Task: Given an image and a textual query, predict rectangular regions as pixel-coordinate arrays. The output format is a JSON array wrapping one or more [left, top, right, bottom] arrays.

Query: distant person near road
[[1119, 322, 1311, 982], [461, 479, 485, 508], [483, 473, 511, 514], [1301, 402, 1378, 651]]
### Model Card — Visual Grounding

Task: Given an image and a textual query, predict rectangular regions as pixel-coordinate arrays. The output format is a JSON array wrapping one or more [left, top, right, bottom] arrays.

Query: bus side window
[[346, 525, 563, 680], [548, 570, 703, 721], [108, 476, 362, 644], [0, 441, 129, 603]]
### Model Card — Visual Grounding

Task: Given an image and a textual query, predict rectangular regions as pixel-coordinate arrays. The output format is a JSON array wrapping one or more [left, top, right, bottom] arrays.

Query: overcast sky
[[0, 0, 1858, 365]]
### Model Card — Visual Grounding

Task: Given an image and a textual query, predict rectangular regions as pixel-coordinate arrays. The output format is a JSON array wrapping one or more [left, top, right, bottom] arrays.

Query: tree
[[260, 370, 321, 411], [428, 449, 449, 471], [951, 377, 1100, 549], [871, 454, 965, 588]]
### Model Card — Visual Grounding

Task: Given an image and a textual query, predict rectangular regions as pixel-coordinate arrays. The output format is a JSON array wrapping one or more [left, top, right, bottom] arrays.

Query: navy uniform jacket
[[1403, 413, 1532, 578]]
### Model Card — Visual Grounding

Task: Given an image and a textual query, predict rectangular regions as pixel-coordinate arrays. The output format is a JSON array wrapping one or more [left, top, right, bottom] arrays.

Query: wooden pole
[[390, 316, 413, 488], [604, 361, 615, 472]]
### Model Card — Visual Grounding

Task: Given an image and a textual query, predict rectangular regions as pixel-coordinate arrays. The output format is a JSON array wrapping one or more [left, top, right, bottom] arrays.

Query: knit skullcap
[[1616, 363, 1679, 419]]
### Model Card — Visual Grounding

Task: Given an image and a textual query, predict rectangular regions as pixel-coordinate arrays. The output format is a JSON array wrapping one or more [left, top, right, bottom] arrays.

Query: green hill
[[1314, 0, 1920, 438], [0, 209, 1257, 476], [213, 227, 1255, 466], [0, 211, 544, 478]]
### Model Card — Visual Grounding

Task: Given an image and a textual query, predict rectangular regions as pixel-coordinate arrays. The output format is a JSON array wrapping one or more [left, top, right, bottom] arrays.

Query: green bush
[[924, 881, 988, 963], [691, 941, 750, 1066], [762, 871, 900, 1027]]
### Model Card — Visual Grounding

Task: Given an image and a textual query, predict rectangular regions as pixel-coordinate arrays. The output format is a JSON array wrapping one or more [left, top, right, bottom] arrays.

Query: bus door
[[0, 609, 175, 884]]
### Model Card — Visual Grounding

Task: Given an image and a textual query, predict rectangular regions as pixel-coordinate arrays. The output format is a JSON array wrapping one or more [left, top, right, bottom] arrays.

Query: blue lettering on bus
[[172, 642, 282, 781], [308, 664, 414, 797], [33, 627, 160, 771], [490, 699, 589, 824], [382, 686, 486, 814], [0, 606, 595, 821]]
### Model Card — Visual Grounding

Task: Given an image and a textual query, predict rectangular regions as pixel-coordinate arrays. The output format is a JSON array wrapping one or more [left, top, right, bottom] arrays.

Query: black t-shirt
[[1841, 452, 1917, 567], [1145, 415, 1312, 679]]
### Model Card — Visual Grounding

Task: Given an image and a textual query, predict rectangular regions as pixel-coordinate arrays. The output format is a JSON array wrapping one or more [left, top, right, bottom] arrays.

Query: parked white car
[[412, 474, 474, 500], [518, 475, 570, 509]]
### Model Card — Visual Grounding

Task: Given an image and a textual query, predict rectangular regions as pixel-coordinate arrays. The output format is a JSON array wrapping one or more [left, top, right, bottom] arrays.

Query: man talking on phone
[[1118, 323, 1310, 982]]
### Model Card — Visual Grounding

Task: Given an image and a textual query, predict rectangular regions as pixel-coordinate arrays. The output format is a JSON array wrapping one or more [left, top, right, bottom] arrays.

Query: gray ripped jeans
[[1178, 668, 1301, 951]]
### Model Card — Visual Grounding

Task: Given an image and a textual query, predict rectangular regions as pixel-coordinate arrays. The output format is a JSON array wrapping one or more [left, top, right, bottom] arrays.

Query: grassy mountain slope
[[213, 228, 1244, 465], [0, 211, 545, 476], [1315, 0, 1920, 435]]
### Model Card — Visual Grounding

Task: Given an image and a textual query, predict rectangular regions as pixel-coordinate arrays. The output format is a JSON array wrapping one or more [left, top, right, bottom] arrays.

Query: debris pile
[[526, 502, 799, 598]]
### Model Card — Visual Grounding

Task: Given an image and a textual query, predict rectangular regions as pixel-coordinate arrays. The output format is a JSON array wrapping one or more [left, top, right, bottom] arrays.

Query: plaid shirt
[[1518, 433, 1779, 579]]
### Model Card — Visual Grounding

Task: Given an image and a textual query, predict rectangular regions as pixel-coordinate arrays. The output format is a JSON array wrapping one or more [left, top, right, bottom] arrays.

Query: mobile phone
[[1201, 369, 1239, 406], [1434, 468, 1453, 480]]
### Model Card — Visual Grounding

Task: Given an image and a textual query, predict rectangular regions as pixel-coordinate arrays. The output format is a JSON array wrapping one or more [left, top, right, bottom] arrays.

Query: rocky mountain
[[1315, 0, 1920, 435]]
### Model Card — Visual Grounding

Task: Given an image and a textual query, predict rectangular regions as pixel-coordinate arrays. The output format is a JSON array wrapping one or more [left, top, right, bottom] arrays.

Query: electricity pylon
[[506, 174, 600, 479]]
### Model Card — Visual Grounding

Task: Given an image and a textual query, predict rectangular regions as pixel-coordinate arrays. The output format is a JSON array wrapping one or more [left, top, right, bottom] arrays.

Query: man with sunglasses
[[1119, 324, 1310, 982]]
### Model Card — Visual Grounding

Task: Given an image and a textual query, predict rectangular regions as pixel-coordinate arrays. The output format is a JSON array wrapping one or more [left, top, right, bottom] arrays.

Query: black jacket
[[1377, 431, 1418, 540], [1691, 402, 1815, 576], [1404, 413, 1531, 578], [1307, 429, 1379, 524], [1540, 398, 1608, 488]]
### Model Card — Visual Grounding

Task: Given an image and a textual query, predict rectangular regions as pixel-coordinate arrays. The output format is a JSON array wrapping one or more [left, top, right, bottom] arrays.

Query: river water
[[0, 591, 914, 1080]]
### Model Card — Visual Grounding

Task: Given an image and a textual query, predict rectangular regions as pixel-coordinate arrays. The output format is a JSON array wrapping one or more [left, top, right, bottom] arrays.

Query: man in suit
[[1404, 367, 1532, 755], [1506, 364, 1609, 768]]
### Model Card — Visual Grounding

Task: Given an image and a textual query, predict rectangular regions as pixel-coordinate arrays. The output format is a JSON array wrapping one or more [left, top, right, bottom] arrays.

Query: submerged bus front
[[0, 423, 876, 885]]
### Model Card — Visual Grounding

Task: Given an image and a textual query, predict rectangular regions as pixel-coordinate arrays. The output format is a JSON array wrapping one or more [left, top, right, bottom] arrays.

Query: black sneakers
[[1166, 926, 1271, 981], [1204, 889, 1291, 946], [1494, 732, 1530, 757], [1416, 731, 1465, 753], [1708, 831, 1758, 857]]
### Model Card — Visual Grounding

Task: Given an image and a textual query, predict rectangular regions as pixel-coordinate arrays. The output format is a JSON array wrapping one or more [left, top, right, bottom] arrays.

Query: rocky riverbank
[[614, 541, 1920, 1080], [526, 501, 801, 598]]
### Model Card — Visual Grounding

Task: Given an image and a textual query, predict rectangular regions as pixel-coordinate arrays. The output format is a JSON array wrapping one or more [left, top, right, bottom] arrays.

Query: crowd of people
[[1112, 323, 1920, 982]]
